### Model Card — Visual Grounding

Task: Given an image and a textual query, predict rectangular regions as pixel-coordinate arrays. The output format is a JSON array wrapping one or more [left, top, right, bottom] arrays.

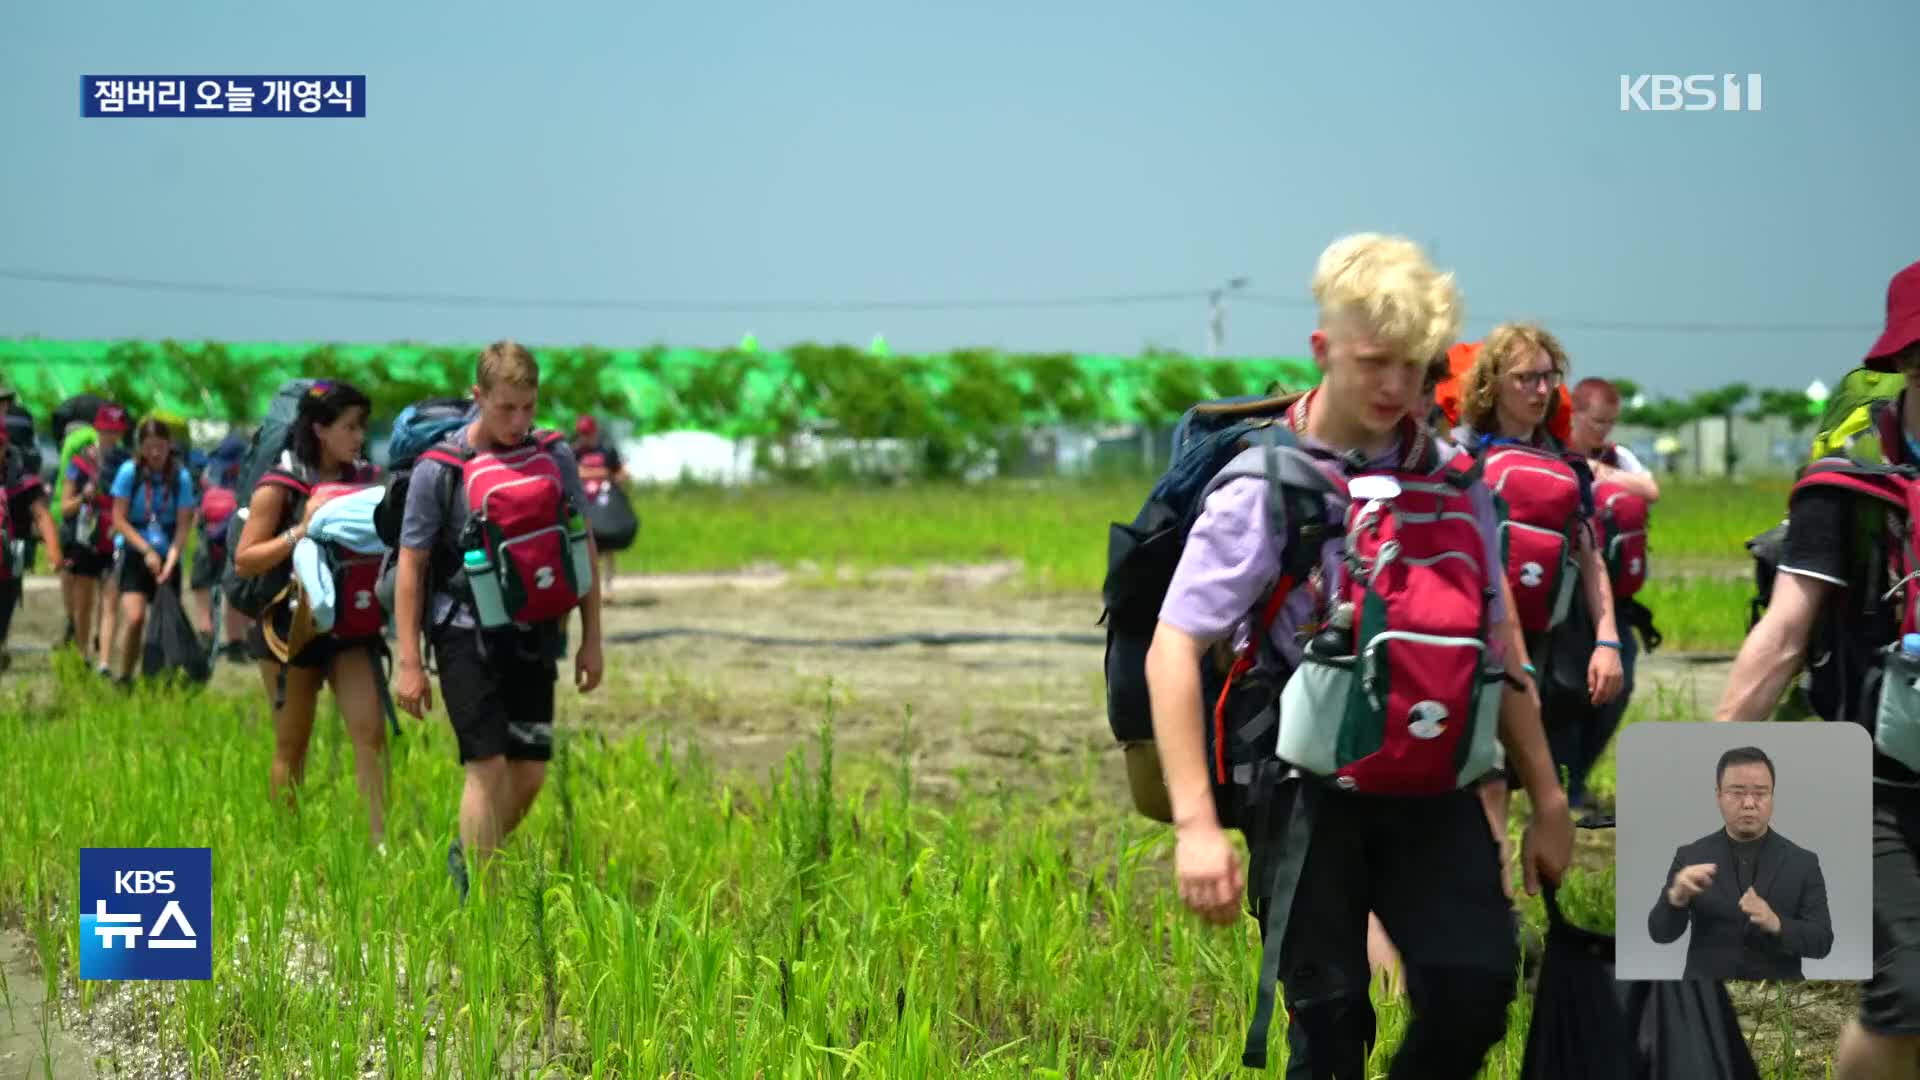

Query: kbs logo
[[1619, 74, 1762, 112], [79, 848, 212, 981]]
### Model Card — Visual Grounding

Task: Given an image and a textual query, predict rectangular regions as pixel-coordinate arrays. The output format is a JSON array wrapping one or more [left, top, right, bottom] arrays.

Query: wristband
[[1596, 639, 1622, 651], [1522, 662, 1537, 677]]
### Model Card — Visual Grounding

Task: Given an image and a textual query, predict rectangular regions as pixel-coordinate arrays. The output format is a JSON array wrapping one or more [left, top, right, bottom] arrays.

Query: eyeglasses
[[1509, 369, 1563, 390], [1719, 786, 1772, 804]]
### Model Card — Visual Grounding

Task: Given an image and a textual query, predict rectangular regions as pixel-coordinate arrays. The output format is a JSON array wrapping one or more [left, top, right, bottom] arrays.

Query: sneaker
[[447, 841, 469, 904]]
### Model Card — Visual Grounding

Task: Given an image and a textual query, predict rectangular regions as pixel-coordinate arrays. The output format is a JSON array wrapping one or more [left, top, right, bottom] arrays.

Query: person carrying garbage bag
[[1136, 234, 1572, 1076]]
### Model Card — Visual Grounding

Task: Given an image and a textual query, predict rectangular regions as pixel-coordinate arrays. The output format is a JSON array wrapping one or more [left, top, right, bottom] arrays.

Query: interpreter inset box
[[1615, 721, 1870, 982]]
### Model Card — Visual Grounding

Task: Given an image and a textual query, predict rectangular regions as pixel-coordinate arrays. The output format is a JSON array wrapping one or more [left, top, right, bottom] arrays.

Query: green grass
[[618, 474, 1786, 585], [614, 475, 1786, 651], [0, 655, 1572, 1077], [1634, 576, 1755, 653]]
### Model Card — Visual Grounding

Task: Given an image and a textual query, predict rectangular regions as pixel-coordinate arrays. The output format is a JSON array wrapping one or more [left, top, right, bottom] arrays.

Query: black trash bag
[[142, 585, 211, 685], [1620, 979, 1761, 1080], [1521, 819, 1762, 1080], [585, 483, 639, 552], [1520, 882, 1632, 1080], [1543, 584, 1601, 710]]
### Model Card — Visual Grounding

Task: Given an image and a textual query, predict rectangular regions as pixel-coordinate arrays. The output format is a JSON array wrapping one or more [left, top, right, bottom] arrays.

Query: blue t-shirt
[[110, 459, 196, 557]]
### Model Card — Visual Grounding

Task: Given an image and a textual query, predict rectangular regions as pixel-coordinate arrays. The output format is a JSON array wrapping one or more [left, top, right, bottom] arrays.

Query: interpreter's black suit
[[1646, 828, 1834, 981]]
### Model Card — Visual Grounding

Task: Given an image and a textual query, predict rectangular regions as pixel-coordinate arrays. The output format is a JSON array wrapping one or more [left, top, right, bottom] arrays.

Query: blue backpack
[[372, 396, 474, 549], [1099, 393, 1337, 811]]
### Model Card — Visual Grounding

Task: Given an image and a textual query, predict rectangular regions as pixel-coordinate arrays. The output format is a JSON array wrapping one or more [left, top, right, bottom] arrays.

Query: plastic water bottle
[[566, 509, 594, 588], [1309, 601, 1355, 658], [75, 503, 96, 546], [464, 548, 510, 628], [1903, 633, 1920, 658]]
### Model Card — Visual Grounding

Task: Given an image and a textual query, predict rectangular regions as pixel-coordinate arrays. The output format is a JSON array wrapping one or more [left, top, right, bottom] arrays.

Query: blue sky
[[1, 0, 1913, 395]]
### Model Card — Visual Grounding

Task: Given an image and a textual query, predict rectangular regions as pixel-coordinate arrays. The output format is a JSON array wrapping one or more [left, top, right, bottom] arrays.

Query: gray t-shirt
[[398, 432, 590, 632]]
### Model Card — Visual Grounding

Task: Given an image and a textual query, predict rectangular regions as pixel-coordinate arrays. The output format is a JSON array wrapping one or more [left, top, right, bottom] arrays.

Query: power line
[[1237, 291, 1878, 335], [0, 267, 1883, 335], [0, 268, 1205, 314]]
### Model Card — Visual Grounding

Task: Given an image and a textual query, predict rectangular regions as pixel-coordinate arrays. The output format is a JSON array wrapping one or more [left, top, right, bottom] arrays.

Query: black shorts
[[190, 542, 226, 591], [63, 544, 113, 579], [433, 626, 559, 764], [1862, 785, 1920, 1035], [116, 548, 183, 600], [1269, 786, 1519, 1006], [245, 621, 381, 671]]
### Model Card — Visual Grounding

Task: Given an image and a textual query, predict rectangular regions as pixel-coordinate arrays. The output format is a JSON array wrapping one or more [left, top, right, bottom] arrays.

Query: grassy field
[[618, 474, 1789, 651], [0, 475, 1830, 1077], [0, 654, 1654, 1078]]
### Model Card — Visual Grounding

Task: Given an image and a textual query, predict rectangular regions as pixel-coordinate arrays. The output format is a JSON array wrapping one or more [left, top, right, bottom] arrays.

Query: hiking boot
[[447, 840, 469, 904]]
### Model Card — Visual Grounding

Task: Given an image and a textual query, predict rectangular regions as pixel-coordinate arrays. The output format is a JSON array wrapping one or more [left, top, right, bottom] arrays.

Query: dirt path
[[0, 930, 96, 1079], [2, 570, 1738, 796], [563, 575, 1742, 808]]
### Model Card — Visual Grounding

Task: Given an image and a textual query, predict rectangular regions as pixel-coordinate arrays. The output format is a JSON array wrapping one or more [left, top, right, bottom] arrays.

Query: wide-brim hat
[[259, 581, 319, 664], [1865, 260, 1920, 371]]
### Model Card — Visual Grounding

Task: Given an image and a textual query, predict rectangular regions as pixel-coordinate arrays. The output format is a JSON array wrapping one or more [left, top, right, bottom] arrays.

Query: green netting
[[0, 339, 1322, 435]]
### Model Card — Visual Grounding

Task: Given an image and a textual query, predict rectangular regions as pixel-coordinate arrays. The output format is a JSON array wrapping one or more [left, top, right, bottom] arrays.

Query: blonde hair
[[1462, 322, 1570, 433], [476, 340, 540, 393], [1311, 234, 1462, 365]]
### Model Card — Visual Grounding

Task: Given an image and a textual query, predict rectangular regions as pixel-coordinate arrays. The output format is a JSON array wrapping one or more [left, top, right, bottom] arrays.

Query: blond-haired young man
[[1147, 235, 1571, 1076]]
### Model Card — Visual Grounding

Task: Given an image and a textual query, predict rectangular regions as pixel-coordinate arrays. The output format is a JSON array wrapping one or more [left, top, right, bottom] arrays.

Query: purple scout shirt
[[1158, 432, 1508, 667]]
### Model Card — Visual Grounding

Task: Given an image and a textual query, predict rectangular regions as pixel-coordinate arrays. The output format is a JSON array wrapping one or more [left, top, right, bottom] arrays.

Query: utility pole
[[1206, 276, 1250, 357]]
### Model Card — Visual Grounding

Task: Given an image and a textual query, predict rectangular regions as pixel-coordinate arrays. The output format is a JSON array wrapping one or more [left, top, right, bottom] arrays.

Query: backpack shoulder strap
[[419, 442, 470, 470], [259, 465, 314, 497], [1793, 459, 1911, 510], [533, 429, 565, 451]]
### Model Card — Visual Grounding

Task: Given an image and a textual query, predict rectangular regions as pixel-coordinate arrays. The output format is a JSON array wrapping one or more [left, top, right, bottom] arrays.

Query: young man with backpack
[[59, 403, 129, 673], [1719, 259, 1920, 1080], [572, 414, 635, 593], [391, 342, 605, 901], [108, 417, 197, 686], [1144, 234, 1572, 1075], [1564, 376, 1661, 813]]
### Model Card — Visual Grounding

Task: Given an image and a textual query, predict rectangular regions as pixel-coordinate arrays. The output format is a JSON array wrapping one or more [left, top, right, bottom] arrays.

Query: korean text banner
[[82, 77, 365, 117]]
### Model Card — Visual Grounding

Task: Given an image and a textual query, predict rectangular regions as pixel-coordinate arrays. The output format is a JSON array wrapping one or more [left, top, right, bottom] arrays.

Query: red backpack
[[1269, 451, 1505, 795], [0, 448, 24, 582], [1481, 442, 1585, 633], [1207, 396, 1505, 798], [199, 486, 238, 552], [1786, 459, 1920, 772], [1594, 479, 1649, 599], [576, 446, 613, 502], [422, 430, 592, 627], [258, 464, 385, 640], [308, 478, 386, 640]]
